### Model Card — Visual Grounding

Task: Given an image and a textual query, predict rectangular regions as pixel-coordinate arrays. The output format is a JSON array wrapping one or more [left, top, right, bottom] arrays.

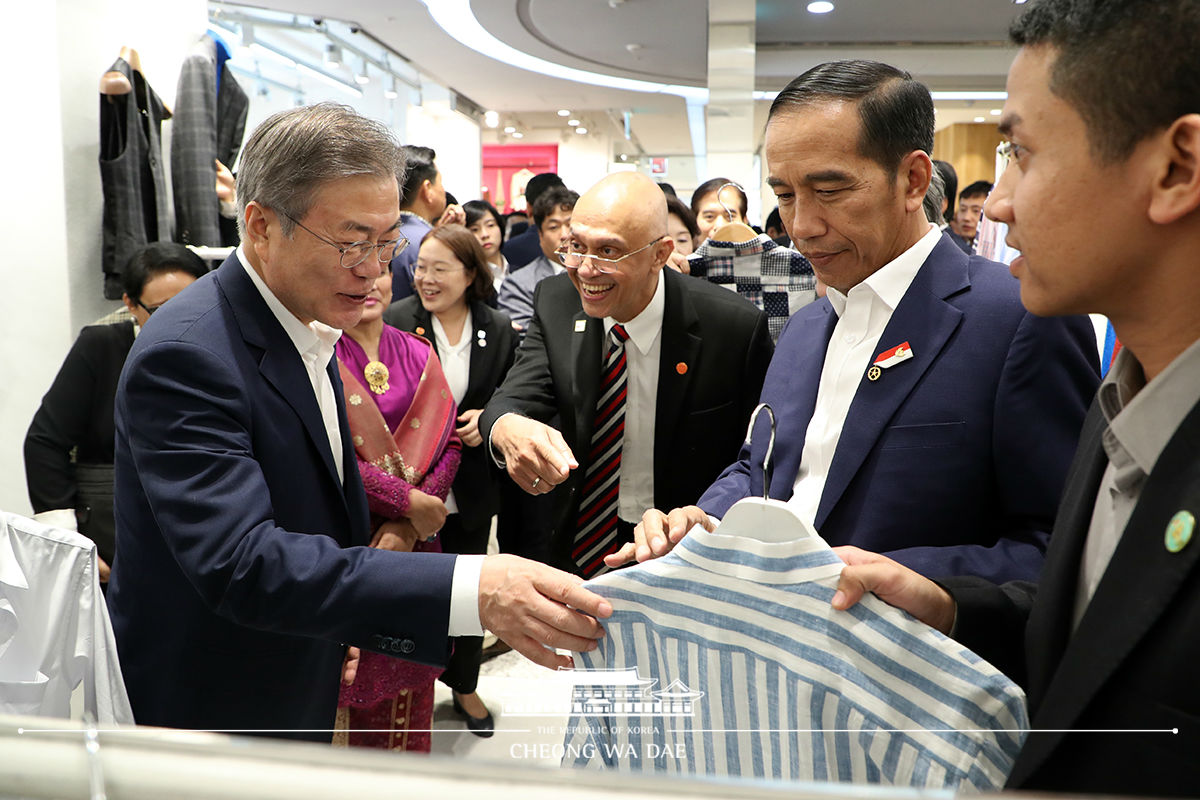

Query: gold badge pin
[[1165, 511, 1195, 553], [867, 365, 882, 382]]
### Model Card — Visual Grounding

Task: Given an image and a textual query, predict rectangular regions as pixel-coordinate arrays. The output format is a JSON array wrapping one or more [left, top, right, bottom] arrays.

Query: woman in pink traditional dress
[[332, 257, 461, 753]]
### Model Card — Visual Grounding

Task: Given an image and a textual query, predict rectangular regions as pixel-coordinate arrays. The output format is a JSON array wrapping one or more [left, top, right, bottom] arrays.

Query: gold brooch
[[364, 361, 390, 394]]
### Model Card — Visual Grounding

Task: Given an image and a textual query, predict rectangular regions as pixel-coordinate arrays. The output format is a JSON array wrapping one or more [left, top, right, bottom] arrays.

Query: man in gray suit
[[497, 186, 578, 335]]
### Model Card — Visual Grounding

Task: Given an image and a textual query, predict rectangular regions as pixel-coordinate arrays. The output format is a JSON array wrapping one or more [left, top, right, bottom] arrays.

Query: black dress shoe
[[452, 693, 495, 738]]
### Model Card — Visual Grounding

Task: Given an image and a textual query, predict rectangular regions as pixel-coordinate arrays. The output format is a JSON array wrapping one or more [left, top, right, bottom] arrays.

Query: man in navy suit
[[617, 60, 1099, 584], [107, 103, 609, 742]]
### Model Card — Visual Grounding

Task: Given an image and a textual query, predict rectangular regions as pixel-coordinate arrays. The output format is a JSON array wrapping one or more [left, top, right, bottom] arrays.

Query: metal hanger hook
[[716, 181, 744, 223]]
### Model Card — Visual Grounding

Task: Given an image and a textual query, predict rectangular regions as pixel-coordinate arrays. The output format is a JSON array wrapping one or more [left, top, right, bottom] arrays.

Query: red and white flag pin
[[867, 341, 913, 381]]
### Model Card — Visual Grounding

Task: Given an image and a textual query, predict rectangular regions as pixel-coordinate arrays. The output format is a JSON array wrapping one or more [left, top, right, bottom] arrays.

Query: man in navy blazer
[[619, 60, 1098, 584], [107, 104, 609, 741]]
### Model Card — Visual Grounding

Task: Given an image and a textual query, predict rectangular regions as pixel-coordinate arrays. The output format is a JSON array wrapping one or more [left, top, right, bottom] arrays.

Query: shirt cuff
[[487, 411, 520, 469], [449, 554, 486, 636], [32, 509, 78, 532]]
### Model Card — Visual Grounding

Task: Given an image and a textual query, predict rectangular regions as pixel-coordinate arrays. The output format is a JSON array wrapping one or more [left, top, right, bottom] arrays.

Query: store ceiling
[[243, 0, 1028, 155]]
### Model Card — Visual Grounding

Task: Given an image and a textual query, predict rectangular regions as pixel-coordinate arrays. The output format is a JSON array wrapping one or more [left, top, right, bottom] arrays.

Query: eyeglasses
[[413, 263, 465, 279], [281, 211, 408, 268], [137, 300, 162, 316], [997, 140, 1025, 173], [554, 236, 665, 274]]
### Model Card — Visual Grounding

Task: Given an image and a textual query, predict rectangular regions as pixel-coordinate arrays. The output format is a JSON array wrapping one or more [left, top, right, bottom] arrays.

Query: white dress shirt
[[431, 307, 473, 515], [237, 248, 482, 637], [0, 511, 133, 723], [788, 225, 941, 525], [606, 271, 666, 523]]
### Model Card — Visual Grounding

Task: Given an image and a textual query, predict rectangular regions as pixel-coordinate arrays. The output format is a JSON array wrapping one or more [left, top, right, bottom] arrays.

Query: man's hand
[[406, 490, 447, 539], [342, 646, 361, 685], [831, 546, 957, 634], [97, 554, 111, 583], [492, 414, 578, 494], [456, 408, 484, 447], [604, 505, 713, 568], [665, 250, 691, 274], [478, 554, 612, 670], [370, 518, 420, 552], [215, 159, 236, 203], [436, 204, 466, 227]]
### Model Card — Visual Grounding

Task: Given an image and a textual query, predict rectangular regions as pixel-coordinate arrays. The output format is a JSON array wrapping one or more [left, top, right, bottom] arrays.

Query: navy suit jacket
[[107, 255, 456, 740], [698, 235, 1100, 583], [501, 226, 543, 270]]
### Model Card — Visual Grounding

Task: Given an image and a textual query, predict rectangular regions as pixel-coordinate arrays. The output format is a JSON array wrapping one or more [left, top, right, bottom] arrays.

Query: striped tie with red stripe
[[572, 323, 630, 576]]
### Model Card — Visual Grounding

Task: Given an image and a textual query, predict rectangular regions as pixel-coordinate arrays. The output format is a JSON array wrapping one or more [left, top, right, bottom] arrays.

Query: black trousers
[[437, 513, 491, 694]]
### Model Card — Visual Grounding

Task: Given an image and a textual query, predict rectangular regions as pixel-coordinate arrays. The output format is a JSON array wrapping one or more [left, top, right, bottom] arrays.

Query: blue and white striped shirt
[[564, 525, 1027, 790]]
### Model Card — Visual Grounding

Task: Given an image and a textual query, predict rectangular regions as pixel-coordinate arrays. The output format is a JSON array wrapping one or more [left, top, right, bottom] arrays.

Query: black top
[[25, 321, 135, 511]]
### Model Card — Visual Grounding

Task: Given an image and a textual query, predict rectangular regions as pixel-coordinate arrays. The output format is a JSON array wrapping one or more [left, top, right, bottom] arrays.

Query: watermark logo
[[501, 668, 703, 718]]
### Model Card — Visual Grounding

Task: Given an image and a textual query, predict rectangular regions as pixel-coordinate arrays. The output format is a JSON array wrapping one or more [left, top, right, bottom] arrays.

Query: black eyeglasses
[[137, 300, 162, 316], [281, 211, 409, 268]]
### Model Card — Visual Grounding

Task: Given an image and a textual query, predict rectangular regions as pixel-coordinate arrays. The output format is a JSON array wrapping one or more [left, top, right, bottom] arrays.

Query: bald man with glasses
[[479, 172, 774, 577]]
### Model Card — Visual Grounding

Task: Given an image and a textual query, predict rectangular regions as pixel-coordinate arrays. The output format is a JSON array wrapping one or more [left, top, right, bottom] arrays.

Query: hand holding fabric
[[831, 545, 957, 634], [478, 554, 611, 670]]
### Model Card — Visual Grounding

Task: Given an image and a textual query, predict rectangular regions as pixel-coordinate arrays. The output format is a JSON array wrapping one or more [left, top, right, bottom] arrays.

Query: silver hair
[[235, 102, 405, 238], [922, 163, 946, 225]]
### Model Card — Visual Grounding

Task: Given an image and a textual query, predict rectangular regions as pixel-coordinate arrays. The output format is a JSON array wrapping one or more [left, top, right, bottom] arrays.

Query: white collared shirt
[[605, 270, 666, 523], [238, 247, 344, 485], [788, 224, 942, 525], [237, 248, 483, 636], [432, 307, 474, 515]]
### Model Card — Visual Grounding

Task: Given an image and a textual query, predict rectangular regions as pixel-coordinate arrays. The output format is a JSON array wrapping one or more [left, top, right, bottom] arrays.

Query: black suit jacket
[[383, 297, 518, 528], [479, 270, 774, 570], [946, 398, 1200, 796]]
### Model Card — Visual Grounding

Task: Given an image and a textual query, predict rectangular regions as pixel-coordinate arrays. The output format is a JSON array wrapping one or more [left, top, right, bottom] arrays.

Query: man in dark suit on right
[[480, 172, 773, 576], [835, 1, 1200, 795]]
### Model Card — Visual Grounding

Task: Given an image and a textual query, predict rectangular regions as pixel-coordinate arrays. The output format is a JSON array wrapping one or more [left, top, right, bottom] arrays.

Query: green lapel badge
[[1165, 511, 1195, 553]]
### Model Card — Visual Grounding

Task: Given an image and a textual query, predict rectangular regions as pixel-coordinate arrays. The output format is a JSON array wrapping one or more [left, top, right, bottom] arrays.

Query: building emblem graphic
[[502, 668, 704, 717]]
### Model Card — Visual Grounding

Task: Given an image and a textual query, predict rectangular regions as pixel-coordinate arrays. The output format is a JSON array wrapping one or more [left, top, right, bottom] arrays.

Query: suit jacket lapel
[[466, 301, 494, 408], [1009, 399, 1200, 784], [215, 257, 345, 501], [767, 302, 838, 500], [654, 270, 701, 487], [815, 243, 967, 527], [571, 311, 605, 452]]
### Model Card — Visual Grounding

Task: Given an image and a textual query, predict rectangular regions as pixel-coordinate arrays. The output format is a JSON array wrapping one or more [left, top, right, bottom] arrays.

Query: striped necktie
[[572, 323, 630, 577]]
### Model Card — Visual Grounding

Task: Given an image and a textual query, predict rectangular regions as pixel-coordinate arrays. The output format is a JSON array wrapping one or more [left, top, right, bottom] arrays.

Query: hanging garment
[[564, 498, 1027, 789], [99, 57, 172, 299], [172, 33, 249, 247], [0, 511, 132, 723], [688, 235, 816, 343]]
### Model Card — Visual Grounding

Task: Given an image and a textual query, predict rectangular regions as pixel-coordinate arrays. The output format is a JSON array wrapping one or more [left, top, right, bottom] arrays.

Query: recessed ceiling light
[[557, 109, 570, 117], [990, 108, 1002, 115], [484, 110, 499, 128], [807, 1, 834, 13], [575, 127, 588, 134], [511, 131, 524, 138], [503, 126, 516, 133], [324, 43, 342, 69], [567, 118, 581, 127], [974, 116, 986, 123]]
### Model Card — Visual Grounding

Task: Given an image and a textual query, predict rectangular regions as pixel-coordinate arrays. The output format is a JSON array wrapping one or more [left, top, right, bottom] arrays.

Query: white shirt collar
[[431, 306, 474, 356], [826, 224, 941, 317], [237, 246, 342, 361], [0, 525, 28, 590], [604, 269, 666, 356]]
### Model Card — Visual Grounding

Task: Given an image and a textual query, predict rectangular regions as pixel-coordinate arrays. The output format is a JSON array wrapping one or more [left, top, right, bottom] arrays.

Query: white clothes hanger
[[718, 403, 818, 542]]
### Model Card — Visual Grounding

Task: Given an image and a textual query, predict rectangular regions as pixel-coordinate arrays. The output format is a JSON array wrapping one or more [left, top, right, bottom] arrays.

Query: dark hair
[[764, 207, 784, 234], [1011, 0, 1200, 163], [932, 160, 958, 224], [958, 180, 994, 203], [122, 242, 209, 300], [524, 173, 565, 207], [769, 60, 934, 178], [691, 178, 748, 218], [399, 145, 437, 208], [532, 187, 579, 229], [658, 182, 677, 198], [666, 196, 700, 241], [463, 199, 505, 245], [420, 224, 495, 302]]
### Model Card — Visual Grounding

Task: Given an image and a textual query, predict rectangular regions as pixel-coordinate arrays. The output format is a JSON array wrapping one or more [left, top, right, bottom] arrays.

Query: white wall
[[1, 0, 208, 516], [407, 96, 482, 204]]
